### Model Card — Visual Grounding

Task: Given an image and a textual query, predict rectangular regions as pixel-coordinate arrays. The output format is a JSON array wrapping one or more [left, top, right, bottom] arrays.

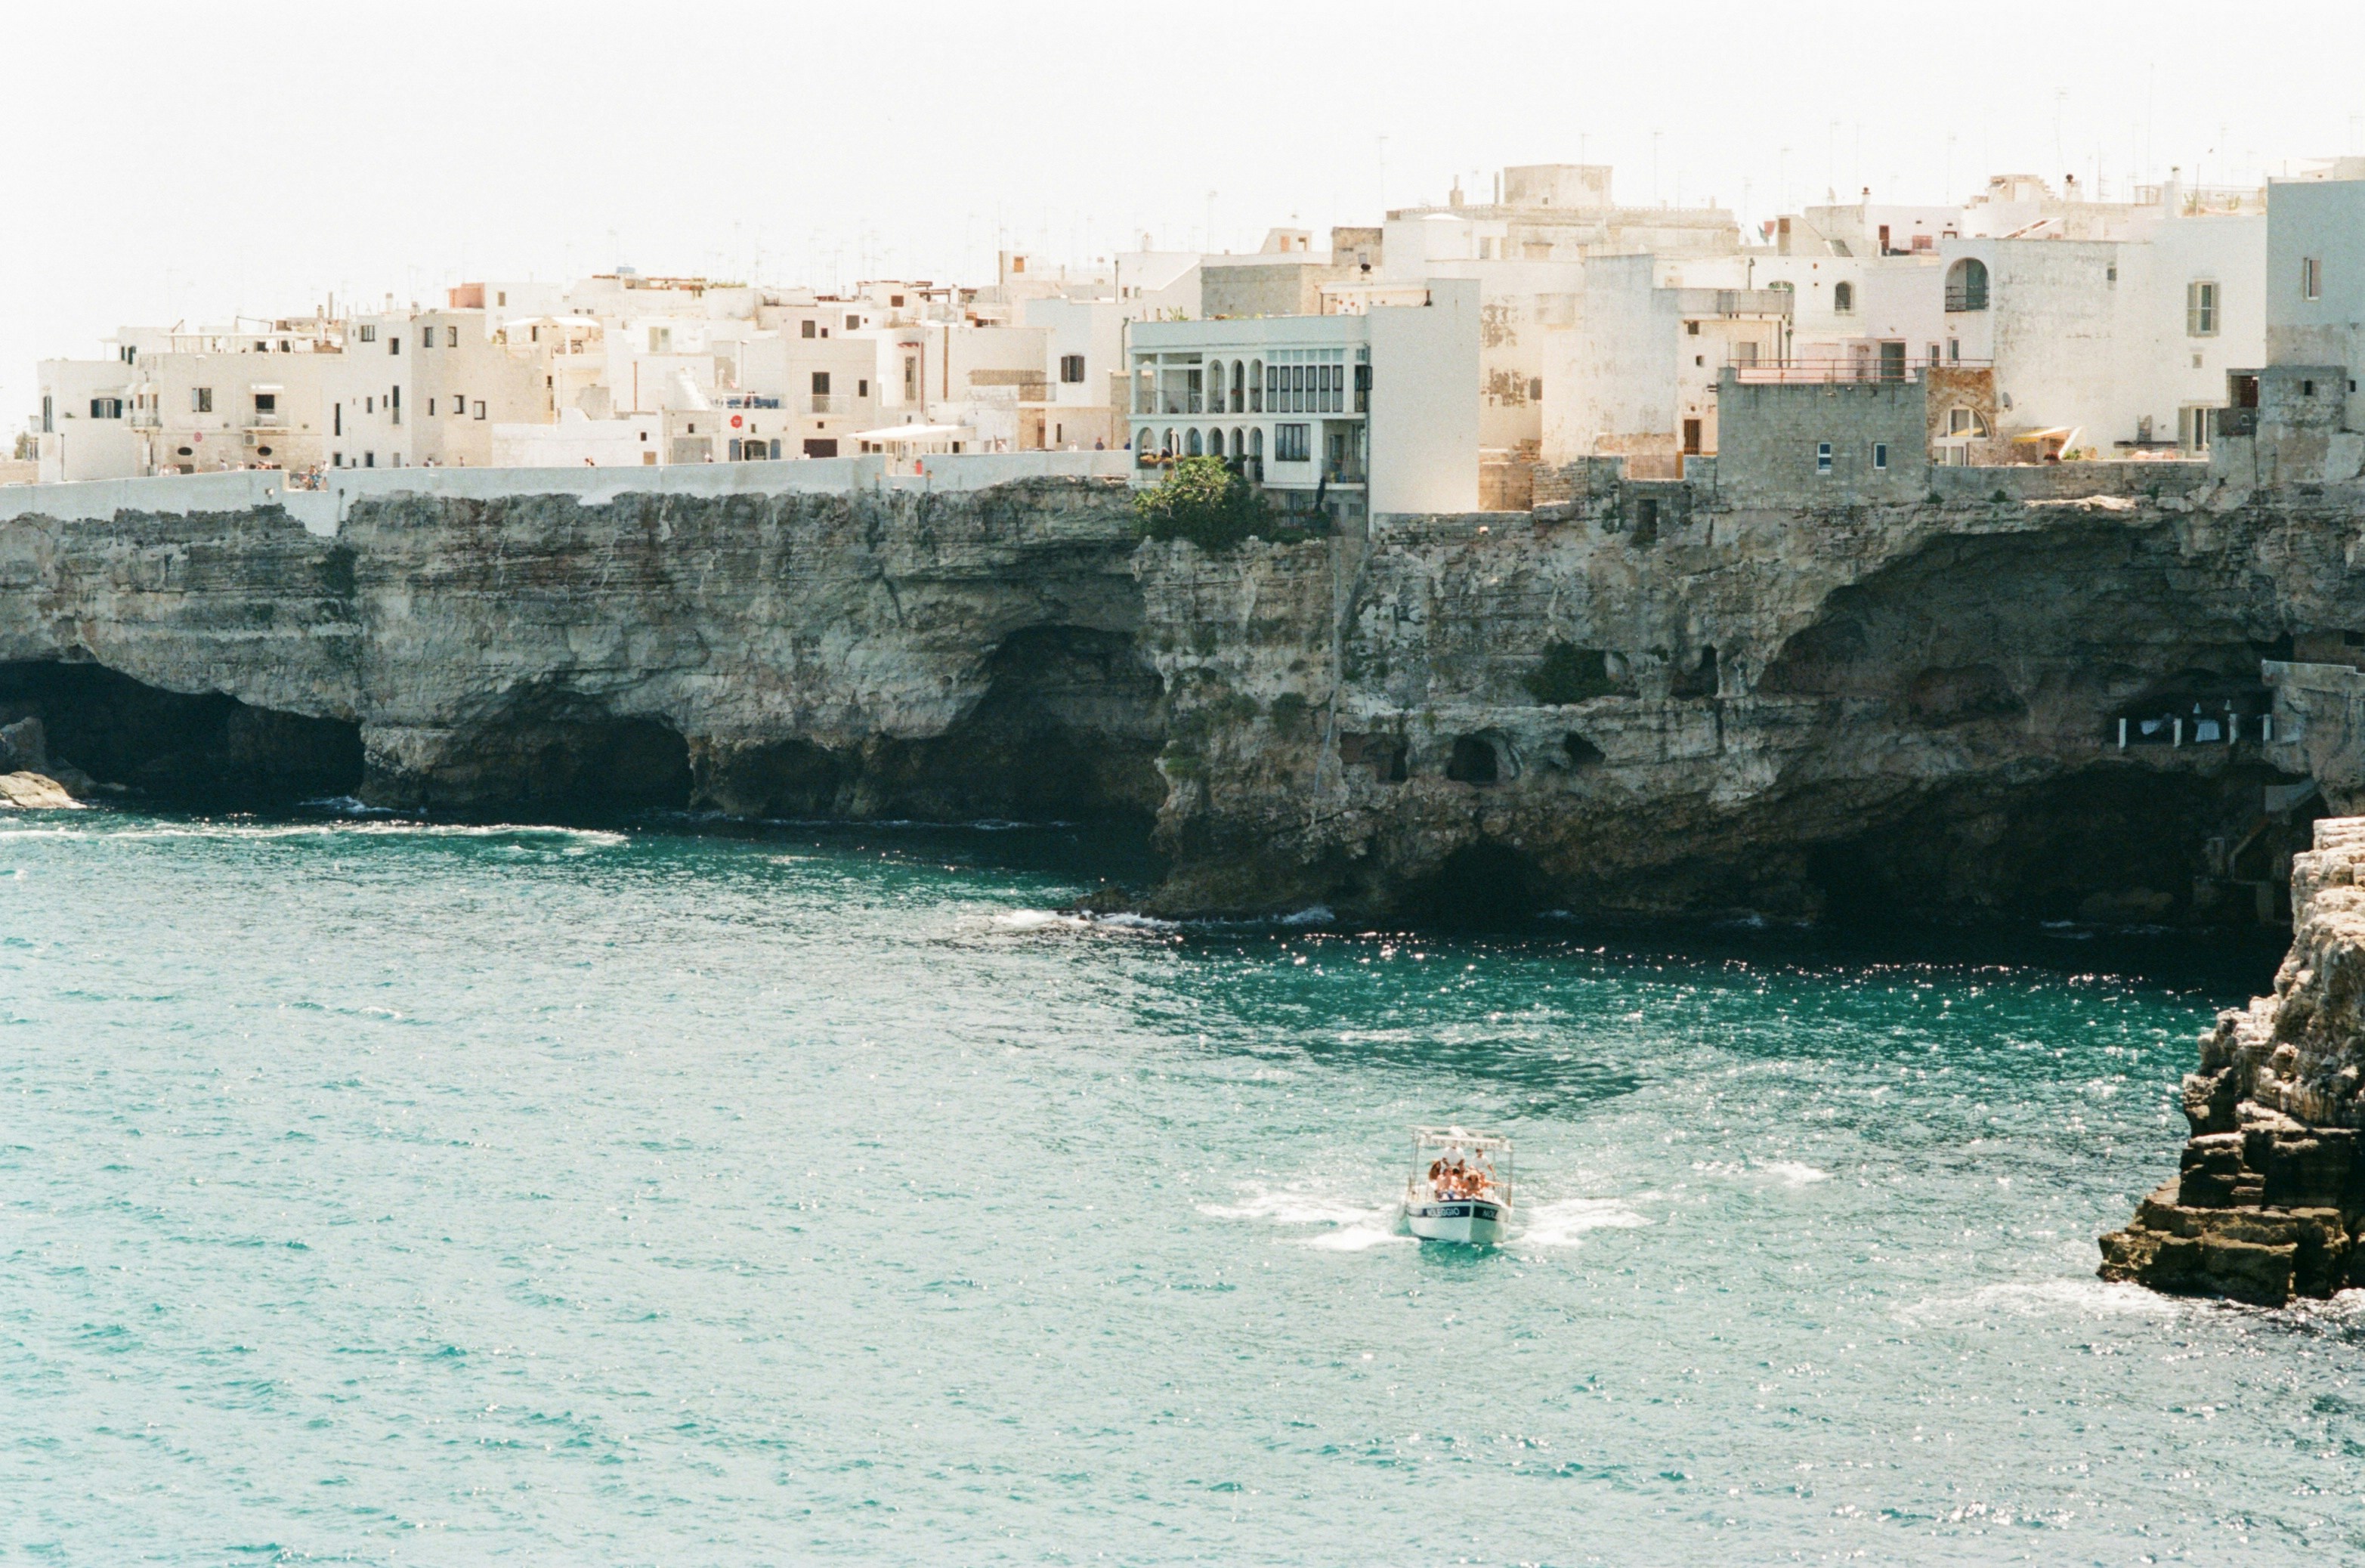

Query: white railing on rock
[[0, 450, 1134, 537]]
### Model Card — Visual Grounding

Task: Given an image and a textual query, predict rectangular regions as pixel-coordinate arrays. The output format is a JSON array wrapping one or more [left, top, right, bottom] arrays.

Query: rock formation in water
[[2101, 816, 2365, 1306], [0, 453, 2358, 927]]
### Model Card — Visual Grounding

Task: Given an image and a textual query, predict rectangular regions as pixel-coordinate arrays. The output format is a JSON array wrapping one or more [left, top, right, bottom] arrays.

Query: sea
[[2, 806, 2360, 1565]]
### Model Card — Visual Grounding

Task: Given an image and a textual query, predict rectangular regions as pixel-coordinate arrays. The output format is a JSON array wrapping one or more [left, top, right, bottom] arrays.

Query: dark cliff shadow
[[0, 660, 362, 807], [690, 624, 1166, 827]]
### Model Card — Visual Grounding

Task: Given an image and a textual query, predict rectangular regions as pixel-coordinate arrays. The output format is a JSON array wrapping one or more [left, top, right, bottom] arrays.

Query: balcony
[[1134, 392, 1204, 416], [247, 412, 287, 429], [1943, 283, 1989, 313], [809, 394, 856, 416], [2215, 406, 2259, 439], [715, 394, 781, 410]]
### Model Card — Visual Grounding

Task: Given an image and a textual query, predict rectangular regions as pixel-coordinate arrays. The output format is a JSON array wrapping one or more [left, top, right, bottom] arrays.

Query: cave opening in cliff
[[0, 660, 363, 805], [691, 625, 1167, 827], [418, 713, 694, 818], [1807, 765, 2320, 931], [1400, 840, 1550, 928]]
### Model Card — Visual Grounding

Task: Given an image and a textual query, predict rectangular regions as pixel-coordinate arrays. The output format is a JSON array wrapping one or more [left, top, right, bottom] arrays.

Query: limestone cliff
[[1134, 462, 2344, 926], [0, 478, 1161, 821], [2100, 816, 2365, 1305], [0, 459, 2357, 930]]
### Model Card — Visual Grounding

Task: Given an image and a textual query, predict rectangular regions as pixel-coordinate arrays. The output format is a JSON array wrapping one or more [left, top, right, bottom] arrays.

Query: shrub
[[1133, 456, 1271, 552], [1522, 641, 1618, 705]]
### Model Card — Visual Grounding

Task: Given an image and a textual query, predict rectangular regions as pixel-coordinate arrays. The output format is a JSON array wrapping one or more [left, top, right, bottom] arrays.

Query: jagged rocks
[[2101, 817, 2365, 1304]]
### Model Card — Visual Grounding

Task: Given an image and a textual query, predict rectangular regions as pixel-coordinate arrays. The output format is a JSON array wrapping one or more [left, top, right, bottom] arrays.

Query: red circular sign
[[730, 414, 744, 429]]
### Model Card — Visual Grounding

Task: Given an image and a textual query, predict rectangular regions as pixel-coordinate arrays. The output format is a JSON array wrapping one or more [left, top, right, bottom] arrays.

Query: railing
[[714, 394, 781, 410], [1134, 392, 1204, 416], [248, 412, 287, 428], [1730, 359, 1992, 385], [1943, 285, 1989, 312], [809, 394, 855, 415], [128, 410, 160, 428]]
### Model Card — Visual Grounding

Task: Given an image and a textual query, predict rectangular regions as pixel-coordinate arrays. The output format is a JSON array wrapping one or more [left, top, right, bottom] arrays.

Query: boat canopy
[[1410, 1124, 1511, 1154]]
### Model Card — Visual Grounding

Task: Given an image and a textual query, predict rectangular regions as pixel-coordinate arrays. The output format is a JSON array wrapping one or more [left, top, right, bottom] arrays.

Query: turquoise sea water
[[2, 809, 2360, 1565]]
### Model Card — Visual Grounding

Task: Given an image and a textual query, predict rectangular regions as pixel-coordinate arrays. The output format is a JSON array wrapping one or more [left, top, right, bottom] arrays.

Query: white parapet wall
[[0, 450, 1133, 539]]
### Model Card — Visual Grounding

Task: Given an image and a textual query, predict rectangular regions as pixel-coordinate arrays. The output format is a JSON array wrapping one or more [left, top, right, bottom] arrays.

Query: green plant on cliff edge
[[1523, 641, 1618, 705], [1133, 455, 1272, 551]]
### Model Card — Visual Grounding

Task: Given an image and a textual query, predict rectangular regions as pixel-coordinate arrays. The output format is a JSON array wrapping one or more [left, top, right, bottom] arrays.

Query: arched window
[[1232, 426, 1246, 458], [1207, 427, 1225, 458], [1231, 360, 1245, 413], [1248, 359, 1263, 413], [1162, 427, 1176, 457], [1249, 426, 1263, 459], [1832, 280, 1855, 315], [1186, 428, 1202, 456], [1946, 258, 1989, 312]]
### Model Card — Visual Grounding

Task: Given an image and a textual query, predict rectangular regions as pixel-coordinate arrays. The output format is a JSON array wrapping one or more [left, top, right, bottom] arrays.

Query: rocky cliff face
[[1135, 463, 2345, 927], [2100, 816, 2365, 1305], [0, 479, 1161, 821], [0, 462, 2357, 931]]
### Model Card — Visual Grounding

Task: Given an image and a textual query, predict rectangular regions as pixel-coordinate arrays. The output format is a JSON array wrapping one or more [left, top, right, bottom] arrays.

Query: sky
[[6, 0, 2365, 429]]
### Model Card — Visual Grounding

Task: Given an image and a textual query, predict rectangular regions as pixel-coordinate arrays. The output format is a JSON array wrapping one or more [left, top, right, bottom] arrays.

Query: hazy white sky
[[6, 1, 2363, 424]]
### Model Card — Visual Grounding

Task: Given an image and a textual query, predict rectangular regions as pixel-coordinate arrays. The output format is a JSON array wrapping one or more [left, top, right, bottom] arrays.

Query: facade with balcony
[[1127, 277, 1479, 523]]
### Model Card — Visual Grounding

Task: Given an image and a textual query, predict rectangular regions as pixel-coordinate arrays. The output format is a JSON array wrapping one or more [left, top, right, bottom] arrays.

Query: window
[[1061, 354, 1086, 384], [193, 387, 212, 413], [1359, 364, 1376, 412], [358, 324, 376, 342], [389, 387, 400, 424], [1682, 418, 1702, 455], [254, 392, 277, 413], [334, 403, 342, 435], [1945, 258, 1989, 312], [650, 326, 672, 352], [1872, 442, 1888, 471], [1686, 320, 1700, 336], [89, 397, 122, 419], [447, 326, 459, 347], [858, 379, 868, 397], [2106, 264, 2118, 283], [801, 320, 817, 339], [474, 401, 486, 419], [1833, 281, 1854, 314], [1275, 423, 1310, 462], [389, 334, 400, 355], [812, 371, 831, 394], [41, 394, 51, 432], [365, 397, 374, 414], [451, 391, 464, 414], [903, 357, 917, 398], [2180, 406, 2215, 452], [422, 326, 434, 348], [2304, 256, 2323, 302], [845, 314, 860, 330], [2187, 280, 2219, 337], [1926, 343, 1940, 365], [428, 399, 435, 416], [1815, 441, 1833, 474], [496, 291, 506, 307], [1249, 359, 1263, 413], [890, 295, 904, 308]]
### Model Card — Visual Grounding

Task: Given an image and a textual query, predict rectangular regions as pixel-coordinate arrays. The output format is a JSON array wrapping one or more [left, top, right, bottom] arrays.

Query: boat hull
[[1404, 1198, 1507, 1245]]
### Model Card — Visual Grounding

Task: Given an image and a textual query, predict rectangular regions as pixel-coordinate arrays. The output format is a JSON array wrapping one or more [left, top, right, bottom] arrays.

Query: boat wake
[[1198, 1185, 1411, 1251], [1515, 1197, 1649, 1248]]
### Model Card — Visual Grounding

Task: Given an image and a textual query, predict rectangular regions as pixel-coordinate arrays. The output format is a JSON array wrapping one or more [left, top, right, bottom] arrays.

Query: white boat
[[1402, 1125, 1513, 1245]]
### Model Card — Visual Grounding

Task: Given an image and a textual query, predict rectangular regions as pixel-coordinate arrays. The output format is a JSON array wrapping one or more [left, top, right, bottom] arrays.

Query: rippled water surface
[[4, 809, 2360, 1564]]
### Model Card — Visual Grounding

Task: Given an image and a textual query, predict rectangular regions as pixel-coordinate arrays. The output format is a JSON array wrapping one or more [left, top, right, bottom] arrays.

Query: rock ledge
[[2101, 817, 2365, 1304]]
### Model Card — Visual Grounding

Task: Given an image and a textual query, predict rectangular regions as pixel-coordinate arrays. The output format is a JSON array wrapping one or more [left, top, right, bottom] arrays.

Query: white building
[[1127, 278, 1479, 523]]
